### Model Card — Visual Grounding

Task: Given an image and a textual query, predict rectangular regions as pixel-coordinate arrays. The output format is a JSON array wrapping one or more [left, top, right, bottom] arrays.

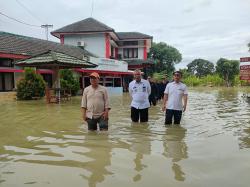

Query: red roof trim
[[0, 68, 24, 73], [74, 68, 133, 75], [0, 52, 30, 59], [0, 68, 53, 74]]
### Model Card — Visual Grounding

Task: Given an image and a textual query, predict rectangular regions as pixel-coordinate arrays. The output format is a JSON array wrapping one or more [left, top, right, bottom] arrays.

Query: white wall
[[64, 33, 106, 57], [138, 47, 144, 59]]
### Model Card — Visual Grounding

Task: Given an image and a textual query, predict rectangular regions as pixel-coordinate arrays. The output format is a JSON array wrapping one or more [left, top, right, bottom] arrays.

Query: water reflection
[[129, 124, 151, 182], [80, 133, 113, 187], [162, 126, 188, 181]]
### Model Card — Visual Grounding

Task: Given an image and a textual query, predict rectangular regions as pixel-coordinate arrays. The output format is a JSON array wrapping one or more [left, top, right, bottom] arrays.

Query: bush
[[60, 69, 80, 95], [183, 75, 201, 86], [201, 74, 224, 86], [16, 68, 46, 100]]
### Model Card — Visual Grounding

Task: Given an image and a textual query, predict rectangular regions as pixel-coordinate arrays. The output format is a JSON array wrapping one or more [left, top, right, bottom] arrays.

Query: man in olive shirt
[[81, 72, 110, 131]]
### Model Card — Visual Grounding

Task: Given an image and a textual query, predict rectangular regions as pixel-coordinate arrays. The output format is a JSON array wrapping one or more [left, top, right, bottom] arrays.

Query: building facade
[[51, 18, 153, 68], [51, 17, 154, 92]]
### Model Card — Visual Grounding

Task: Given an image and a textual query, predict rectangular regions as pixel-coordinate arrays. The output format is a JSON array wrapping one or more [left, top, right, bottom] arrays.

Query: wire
[[15, 0, 45, 24], [0, 11, 41, 28]]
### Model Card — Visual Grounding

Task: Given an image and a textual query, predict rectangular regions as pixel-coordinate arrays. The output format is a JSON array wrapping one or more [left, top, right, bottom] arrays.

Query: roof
[[16, 50, 97, 68], [51, 17, 114, 37], [0, 31, 97, 59], [116, 32, 153, 40], [125, 59, 155, 66]]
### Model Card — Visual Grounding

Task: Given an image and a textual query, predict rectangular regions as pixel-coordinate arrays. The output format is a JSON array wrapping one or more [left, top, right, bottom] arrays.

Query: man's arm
[[81, 107, 87, 121], [147, 81, 151, 95], [183, 94, 188, 112], [162, 94, 168, 111], [81, 90, 87, 122], [103, 88, 111, 120]]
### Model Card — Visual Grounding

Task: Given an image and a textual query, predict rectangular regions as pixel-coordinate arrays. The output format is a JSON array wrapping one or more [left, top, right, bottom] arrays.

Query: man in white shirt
[[162, 71, 188, 125], [129, 69, 151, 122]]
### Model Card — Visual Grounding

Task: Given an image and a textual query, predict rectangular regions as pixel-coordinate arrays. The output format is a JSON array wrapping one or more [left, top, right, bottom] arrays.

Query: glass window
[[123, 48, 138, 58]]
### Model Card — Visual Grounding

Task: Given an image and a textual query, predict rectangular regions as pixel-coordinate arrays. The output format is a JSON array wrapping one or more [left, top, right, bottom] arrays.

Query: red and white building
[[0, 18, 153, 94], [51, 17, 153, 93]]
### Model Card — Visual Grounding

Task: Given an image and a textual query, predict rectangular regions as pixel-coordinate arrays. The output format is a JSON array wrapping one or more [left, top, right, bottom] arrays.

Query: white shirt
[[129, 79, 151, 109], [164, 81, 188, 111]]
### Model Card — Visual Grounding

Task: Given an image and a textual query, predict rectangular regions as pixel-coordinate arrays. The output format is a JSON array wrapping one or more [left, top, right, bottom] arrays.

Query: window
[[123, 48, 138, 58], [0, 59, 13, 67], [123, 41, 138, 46]]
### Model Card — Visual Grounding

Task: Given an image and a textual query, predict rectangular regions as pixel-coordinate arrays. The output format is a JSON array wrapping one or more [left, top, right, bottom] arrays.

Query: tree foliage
[[187, 59, 214, 77], [148, 42, 182, 74], [60, 69, 80, 96], [216, 58, 239, 86], [16, 68, 46, 100]]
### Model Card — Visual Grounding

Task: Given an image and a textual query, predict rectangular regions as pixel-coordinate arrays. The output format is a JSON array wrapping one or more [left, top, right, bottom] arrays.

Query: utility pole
[[41, 24, 53, 40]]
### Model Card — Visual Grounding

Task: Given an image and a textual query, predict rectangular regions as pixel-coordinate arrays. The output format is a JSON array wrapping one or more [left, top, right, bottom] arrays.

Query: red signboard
[[240, 65, 250, 80], [240, 57, 250, 62]]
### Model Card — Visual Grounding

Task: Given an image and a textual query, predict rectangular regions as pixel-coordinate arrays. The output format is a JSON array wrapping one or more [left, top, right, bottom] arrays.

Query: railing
[[45, 87, 71, 104]]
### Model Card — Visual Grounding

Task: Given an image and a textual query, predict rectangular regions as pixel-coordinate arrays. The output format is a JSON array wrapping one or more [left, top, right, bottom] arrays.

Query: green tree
[[148, 42, 182, 74], [60, 69, 80, 95], [187, 59, 214, 77], [216, 58, 239, 87], [179, 68, 192, 79], [16, 68, 46, 100]]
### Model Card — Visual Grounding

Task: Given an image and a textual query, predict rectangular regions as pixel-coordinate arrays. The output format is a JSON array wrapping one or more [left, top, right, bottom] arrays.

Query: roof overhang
[[74, 68, 133, 75], [0, 52, 30, 59]]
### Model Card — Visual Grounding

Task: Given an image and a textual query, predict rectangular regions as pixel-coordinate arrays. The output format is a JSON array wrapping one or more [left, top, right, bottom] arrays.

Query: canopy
[[16, 50, 97, 102]]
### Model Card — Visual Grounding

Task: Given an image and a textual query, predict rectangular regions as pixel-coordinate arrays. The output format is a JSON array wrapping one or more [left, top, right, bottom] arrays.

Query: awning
[[0, 68, 53, 74], [74, 68, 134, 75], [0, 68, 23, 73]]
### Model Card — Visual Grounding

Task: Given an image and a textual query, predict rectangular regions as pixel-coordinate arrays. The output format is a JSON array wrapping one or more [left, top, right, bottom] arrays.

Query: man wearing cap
[[129, 69, 151, 122], [81, 72, 110, 131], [162, 71, 188, 125]]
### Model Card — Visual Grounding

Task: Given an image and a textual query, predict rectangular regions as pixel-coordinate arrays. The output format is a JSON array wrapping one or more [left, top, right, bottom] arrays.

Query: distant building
[[51, 17, 154, 93], [51, 17, 153, 69]]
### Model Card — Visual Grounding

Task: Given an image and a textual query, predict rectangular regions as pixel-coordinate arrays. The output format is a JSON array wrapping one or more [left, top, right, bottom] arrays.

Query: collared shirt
[[164, 81, 188, 111], [129, 79, 151, 109], [81, 85, 110, 119]]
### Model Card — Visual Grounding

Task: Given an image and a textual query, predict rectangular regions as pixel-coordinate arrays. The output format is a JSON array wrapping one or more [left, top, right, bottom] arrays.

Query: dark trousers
[[165, 109, 182, 125], [86, 117, 108, 131], [131, 107, 148, 122], [149, 95, 157, 106]]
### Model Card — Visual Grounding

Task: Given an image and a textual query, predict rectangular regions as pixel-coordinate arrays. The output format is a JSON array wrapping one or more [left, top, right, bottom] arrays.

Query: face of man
[[134, 72, 141, 82], [90, 76, 99, 87], [173, 73, 182, 83]]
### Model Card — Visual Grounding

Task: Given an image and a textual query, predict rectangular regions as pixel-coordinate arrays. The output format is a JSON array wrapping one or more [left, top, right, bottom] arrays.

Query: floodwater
[[0, 87, 250, 187]]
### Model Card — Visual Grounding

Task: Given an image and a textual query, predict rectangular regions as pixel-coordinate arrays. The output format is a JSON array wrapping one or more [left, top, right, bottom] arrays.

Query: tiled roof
[[0, 31, 97, 59], [51, 17, 114, 37], [116, 32, 153, 40], [125, 59, 155, 66], [16, 50, 96, 68]]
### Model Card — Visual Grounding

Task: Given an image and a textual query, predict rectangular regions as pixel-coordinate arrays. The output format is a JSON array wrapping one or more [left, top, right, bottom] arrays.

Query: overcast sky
[[1, 0, 250, 69]]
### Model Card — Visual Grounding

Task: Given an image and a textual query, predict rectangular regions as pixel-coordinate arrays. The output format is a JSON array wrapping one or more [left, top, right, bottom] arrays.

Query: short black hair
[[173, 71, 182, 76]]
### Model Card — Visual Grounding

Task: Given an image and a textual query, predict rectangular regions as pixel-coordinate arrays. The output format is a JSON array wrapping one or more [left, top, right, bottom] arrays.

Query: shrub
[[183, 75, 201, 86], [60, 69, 80, 96], [16, 68, 46, 100]]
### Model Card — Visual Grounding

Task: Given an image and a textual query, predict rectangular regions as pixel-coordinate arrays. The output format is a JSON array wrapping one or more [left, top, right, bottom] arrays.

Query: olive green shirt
[[81, 85, 110, 119]]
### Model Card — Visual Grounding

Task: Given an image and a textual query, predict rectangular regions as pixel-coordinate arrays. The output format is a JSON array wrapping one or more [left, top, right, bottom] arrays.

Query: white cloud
[[0, 0, 249, 66]]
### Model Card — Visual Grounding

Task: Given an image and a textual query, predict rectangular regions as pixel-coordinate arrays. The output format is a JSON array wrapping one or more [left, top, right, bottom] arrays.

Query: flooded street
[[0, 87, 250, 187]]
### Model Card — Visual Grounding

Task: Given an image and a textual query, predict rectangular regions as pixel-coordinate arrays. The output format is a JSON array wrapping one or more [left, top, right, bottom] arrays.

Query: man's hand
[[102, 110, 109, 120], [183, 105, 187, 112], [162, 105, 166, 112], [82, 114, 87, 124]]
